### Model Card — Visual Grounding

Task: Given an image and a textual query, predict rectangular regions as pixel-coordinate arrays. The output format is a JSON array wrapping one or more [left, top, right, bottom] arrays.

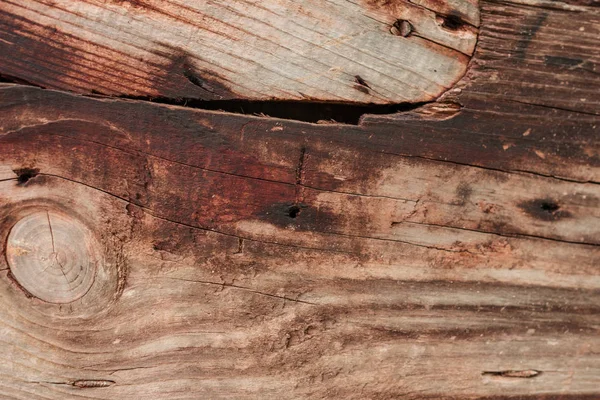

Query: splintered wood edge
[[0, 0, 479, 103]]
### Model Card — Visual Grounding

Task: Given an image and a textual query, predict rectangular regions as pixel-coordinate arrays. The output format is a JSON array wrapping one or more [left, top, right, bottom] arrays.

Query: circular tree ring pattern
[[6, 210, 101, 304]]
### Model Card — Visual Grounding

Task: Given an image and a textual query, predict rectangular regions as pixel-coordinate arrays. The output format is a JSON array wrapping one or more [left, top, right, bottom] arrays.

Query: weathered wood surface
[[0, 0, 599, 399], [0, 0, 479, 103]]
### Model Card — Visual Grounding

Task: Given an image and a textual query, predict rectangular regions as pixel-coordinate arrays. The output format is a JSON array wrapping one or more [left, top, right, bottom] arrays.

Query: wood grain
[[0, 0, 599, 398], [0, 0, 479, 103], [0, 78, 598, 398]]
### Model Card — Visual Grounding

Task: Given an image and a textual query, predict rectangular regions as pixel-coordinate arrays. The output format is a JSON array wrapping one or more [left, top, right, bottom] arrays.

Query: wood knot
[[6, 210, 102, 303]]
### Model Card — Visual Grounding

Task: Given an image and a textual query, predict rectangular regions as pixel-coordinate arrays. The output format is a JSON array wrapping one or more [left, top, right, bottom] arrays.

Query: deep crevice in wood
[[0, 73, 45, 89], [0, 74, 436, 124], [90, 94, 432, 125]]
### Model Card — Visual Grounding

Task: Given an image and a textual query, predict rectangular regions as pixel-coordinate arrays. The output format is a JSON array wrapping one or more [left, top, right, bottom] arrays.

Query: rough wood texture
[[0, 0, 479, 103], [0, 0, 599, 398]]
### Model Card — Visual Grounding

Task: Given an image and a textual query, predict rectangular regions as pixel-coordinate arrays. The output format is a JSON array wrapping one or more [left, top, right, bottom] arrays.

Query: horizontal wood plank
[[0, 0, 479, 103], [0, 80, 598, 398], [0, 0, 599, 398]]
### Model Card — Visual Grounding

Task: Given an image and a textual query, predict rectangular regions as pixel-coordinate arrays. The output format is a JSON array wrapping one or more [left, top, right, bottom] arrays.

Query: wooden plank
[[0, 81, 599, 398], [0, 0, 478, 103], [0, 0, 599, 398]]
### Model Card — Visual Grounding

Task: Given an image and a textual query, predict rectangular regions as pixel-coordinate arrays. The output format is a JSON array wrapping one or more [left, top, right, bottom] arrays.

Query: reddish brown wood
[[0, 0, 598, 399]]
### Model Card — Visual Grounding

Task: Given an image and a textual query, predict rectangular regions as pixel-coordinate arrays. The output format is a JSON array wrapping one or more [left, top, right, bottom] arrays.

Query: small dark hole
[[13, 168, 39, 185], [354, 75, 370, 88], [288, 205, 301, 218], [440, 14, 463, 31], [540, 201, 560, 213]]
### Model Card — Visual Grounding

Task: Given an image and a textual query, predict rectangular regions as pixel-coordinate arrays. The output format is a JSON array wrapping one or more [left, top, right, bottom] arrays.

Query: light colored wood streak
[[0, 0, 478, 102]]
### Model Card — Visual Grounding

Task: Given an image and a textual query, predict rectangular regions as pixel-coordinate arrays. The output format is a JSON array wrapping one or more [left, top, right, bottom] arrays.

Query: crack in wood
[[406, 220, 600, 247], [483, 369, 541, 378], [165, 277, 317, 305], [295, 146, 307, 205], [87, 94, 433, 125], [21, 172, 600, 257], [0, 78, 434, 125], [29, 379, 116, 388]]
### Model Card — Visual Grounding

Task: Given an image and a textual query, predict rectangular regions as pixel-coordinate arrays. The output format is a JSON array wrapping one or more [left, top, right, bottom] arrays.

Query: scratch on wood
[[295, 146, 307, 204], [482, 370, 541, 378], [234, 237, 244, 254], [72, 379, 115, 388]]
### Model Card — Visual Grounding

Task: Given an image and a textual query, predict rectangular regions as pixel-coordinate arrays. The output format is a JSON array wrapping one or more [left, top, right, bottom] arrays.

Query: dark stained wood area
[[0, 0, 598, 399]]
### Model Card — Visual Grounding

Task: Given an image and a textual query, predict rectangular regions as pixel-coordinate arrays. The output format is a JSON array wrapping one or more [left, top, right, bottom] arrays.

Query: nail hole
[[183, 63, 215, 93], [354, 75, 371, 88], [519, 198, 570, 221], [13, 168, 40, 185], [353, 75, 371, 94], [288, 205, 301, 219], [438, 14, 464, 31], [390, 20, 412, 37], [540, 201, 560, 213]]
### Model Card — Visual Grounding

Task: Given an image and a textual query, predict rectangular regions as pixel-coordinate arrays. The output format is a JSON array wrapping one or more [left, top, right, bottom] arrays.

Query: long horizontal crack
[[35, 173, 359, 256], [87, 94, 431, 125], [505, 98, 600, 117], [399, 220, 600, 247], [0, 77, 433, 125], [377, 150, 600, 185], [165, 277, 317, 305], [19, 173, 598, 253], [35, 173, 468, 254]]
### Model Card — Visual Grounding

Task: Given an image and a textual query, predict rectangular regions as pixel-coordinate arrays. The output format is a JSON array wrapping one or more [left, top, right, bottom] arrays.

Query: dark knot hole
[[13, 168, 40, 185], [439, 14, 464, 31], [288, 205, 301, 219], [540, 201, 560, 213]]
